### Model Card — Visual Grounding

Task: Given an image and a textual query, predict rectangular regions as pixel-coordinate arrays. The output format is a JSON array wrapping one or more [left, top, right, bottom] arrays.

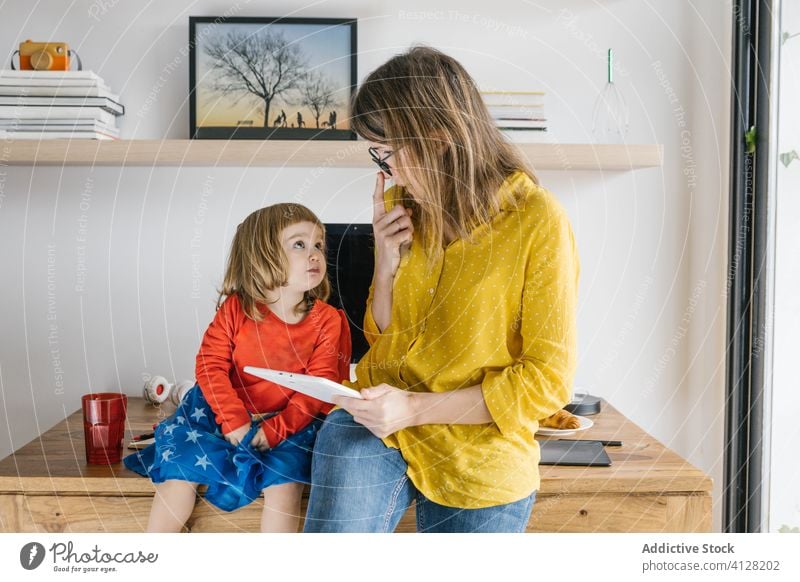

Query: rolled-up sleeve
[[481, 209, 580, 437]]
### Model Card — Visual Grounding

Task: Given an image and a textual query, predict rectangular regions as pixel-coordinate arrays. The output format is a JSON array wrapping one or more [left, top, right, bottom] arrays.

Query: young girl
[[125, 203, 351, 533]]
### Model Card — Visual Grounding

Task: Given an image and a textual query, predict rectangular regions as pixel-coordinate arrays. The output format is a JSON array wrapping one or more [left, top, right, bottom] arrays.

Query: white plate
[[536, 415, 594, 436], [243, 367, 363, 404]]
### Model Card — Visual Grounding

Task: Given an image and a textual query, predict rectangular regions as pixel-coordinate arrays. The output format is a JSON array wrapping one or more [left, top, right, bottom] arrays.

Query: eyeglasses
[[368, 146, 394, 176]]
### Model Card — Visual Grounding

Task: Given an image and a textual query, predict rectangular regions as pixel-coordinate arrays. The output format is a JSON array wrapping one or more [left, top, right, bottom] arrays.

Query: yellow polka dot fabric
[[353, 171, 580, 509]]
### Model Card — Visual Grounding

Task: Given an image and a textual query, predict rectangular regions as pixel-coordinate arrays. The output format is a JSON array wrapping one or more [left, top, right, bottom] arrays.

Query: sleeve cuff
[[261, 421, 282, 449], [481, 369, 523, 437], [219, 411, 252, 436], [481, 366, 572, 438]]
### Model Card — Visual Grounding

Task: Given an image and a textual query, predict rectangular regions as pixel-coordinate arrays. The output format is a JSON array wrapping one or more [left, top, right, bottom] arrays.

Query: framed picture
[[189, 17, 357, 140]]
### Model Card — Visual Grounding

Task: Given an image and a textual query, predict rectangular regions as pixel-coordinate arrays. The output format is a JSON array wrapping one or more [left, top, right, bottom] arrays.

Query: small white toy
[[143, 376, 195, 405]]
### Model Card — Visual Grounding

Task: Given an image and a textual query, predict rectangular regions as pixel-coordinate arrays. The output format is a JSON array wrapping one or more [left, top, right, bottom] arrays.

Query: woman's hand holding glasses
[[372, 172, 413, 280]]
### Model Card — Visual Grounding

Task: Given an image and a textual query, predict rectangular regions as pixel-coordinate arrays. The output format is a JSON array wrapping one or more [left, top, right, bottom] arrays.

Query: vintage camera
[[12, 40, 82, 71]]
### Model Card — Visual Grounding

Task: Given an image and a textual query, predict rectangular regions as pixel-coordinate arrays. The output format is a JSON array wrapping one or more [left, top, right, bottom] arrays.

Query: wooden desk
[[0, 398, 712, 532]]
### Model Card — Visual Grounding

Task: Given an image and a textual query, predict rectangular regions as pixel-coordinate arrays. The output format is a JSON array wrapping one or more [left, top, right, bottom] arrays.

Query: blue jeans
[[303, 409, 537, 532]]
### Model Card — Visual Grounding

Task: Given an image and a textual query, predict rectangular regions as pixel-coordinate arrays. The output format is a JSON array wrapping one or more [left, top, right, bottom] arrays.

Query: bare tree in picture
[[204, 29, 308, 128], [298, 72, 337, 129]]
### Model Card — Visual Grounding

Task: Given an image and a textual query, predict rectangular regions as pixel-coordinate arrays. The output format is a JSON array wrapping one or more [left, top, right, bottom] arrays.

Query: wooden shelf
[[0, 139, 662, 171]]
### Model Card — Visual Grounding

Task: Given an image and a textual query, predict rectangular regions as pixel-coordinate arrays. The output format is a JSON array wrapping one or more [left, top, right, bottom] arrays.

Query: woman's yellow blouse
[[353, 171, 580, 509]]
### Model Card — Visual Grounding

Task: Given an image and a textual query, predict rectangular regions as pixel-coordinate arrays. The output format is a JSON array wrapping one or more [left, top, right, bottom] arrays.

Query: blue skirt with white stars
[[123, 384, 321, 512]]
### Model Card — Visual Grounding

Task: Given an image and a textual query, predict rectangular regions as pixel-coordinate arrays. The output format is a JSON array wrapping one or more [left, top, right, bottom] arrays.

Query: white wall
[[0, 0, 731, 531]]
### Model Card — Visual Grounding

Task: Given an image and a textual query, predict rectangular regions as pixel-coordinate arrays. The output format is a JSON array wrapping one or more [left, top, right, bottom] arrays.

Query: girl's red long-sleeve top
[[195, 294, 351, 448]]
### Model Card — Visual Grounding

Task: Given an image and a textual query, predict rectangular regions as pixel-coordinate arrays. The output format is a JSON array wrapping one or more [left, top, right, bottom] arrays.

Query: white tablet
[[243, 367, 363, 404]]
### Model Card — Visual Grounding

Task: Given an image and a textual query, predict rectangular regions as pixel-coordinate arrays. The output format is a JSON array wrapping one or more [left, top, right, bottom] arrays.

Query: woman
[[304, 46, 580, 533]]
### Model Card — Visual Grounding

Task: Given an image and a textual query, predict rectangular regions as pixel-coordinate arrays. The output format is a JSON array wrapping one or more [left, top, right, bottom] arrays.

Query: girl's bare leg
[[261, 482, 304, 532], [146, 480, 199, 532]]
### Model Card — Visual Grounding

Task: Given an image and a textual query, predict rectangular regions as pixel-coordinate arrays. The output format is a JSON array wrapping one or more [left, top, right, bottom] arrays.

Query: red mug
[[82, 393, 127, 465]]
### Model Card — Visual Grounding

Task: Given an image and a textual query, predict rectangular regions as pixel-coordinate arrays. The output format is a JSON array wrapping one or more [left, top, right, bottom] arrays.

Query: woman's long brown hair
[[217, 203, 330, 320], [351, 45, 538, 257]]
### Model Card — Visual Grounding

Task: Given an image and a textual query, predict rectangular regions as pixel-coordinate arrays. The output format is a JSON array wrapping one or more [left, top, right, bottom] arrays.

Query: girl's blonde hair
[[352, 45, 538, 257], [217, 203, 330, 320]]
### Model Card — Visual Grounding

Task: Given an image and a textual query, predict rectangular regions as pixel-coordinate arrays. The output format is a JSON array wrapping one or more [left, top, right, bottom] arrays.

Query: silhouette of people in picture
[[297, 112, 305, 128], [328, 110, 337, 130], [273, 110, 288, 128]]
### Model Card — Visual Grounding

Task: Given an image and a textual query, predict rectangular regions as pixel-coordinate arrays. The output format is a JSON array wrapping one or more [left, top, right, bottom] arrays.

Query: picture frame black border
[[189, 16, 358, 141]]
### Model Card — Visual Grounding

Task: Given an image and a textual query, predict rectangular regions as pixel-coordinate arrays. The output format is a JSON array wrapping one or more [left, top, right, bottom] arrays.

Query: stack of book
[[481, 90, 547, 142], [0, 70, 124, 140]]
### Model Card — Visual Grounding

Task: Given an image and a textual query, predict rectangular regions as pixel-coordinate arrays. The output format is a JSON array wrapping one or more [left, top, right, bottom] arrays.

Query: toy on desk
[[142, 376, 194, 405]]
